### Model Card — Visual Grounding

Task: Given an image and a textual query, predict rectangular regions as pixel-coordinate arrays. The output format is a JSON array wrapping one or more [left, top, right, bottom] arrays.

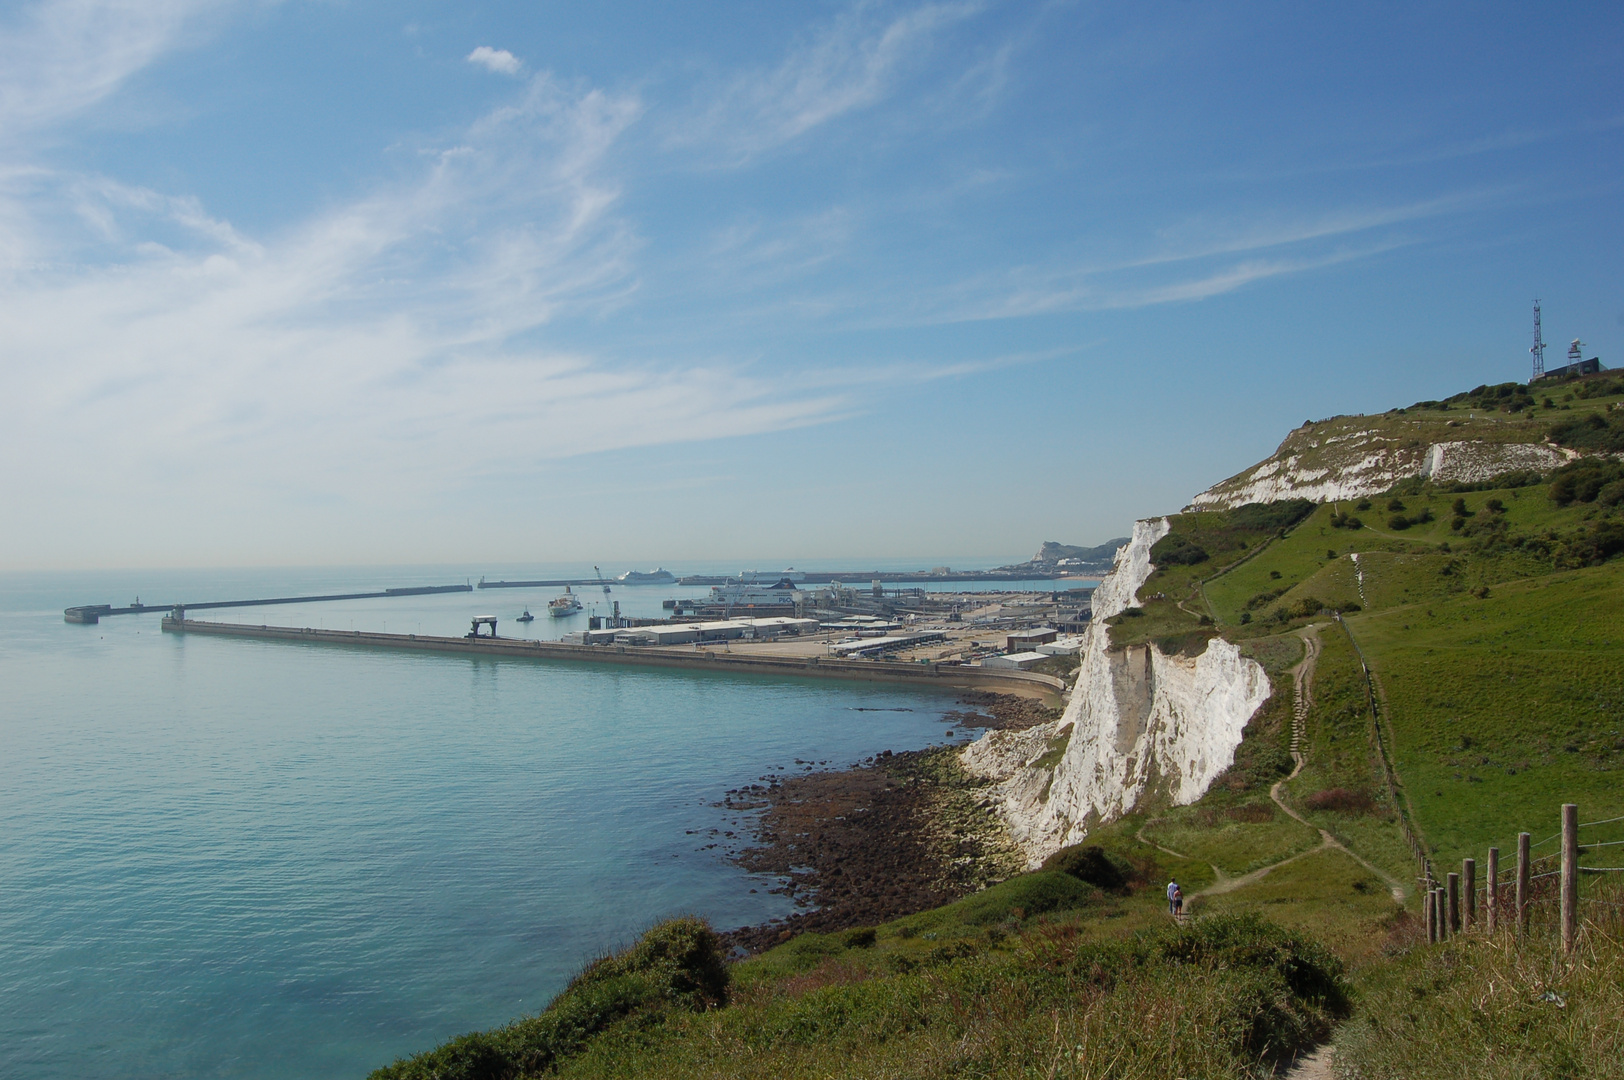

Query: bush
[[1388, 513, 1411, 530], [369, 917, 729, 1080], [1387, 498, 1406, 511], [841, 927, 877, 949], [1150, 533, 1209, 566], [1227, 499, 1316, 533], [1548, 410, 1624, 453], [1304, 787, 1376, 814], [1041, 844, 1133, 892], [1553, 520, 1624, 568], [1549, 460, 1624, 506]]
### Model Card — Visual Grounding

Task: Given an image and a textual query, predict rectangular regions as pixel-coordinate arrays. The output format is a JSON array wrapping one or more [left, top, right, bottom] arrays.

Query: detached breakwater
[[65, 584, 471, 623], [161, 618, 1064, 700]]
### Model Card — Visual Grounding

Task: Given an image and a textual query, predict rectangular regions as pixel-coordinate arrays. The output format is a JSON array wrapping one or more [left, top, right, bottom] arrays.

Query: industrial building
[[563, 616, 819, 647], [981, 651, 1049, 670], [828, 631, 949, 657], [1006, 627, 1058, 651]]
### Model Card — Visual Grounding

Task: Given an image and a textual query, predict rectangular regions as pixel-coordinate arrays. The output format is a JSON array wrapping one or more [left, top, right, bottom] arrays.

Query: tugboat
[[516, 608, 535, 623], [548, 586, 584, 618]]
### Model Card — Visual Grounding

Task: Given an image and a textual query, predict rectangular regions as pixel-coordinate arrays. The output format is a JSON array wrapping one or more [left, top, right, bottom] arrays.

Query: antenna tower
[[1530, 300, 1546, 381]]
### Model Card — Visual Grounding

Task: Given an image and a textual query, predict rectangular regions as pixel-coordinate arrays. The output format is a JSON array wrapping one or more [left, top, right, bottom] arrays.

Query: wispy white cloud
[[669, 1, 982, 162], [881, 195, 1480, 324], [0, 0, 221, 142], [467, 45, 523, 76], [0, 69, 880, 547]]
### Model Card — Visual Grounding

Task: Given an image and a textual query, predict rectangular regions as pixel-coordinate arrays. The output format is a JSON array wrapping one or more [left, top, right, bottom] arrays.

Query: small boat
[[548, 587, 583, 617], [516, 609, 535, 623]]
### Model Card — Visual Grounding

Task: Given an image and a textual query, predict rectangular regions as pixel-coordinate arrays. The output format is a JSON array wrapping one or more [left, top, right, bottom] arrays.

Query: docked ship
[[617, 568, 676, 585], [548, 587, 584, 617]]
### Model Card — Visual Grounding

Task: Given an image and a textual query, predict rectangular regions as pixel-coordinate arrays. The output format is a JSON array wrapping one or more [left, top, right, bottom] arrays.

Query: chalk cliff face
[[1186, 423, 1574, 511], [962, 519, 1272, 865]]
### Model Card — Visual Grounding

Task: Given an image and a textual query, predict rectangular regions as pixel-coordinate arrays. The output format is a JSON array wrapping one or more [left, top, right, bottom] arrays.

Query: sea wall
[[961, 518, 1271, 865], [161, 618, 1065, 700]]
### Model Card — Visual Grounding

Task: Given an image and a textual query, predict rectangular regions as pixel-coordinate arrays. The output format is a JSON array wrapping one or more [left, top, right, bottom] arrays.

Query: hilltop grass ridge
[[374, 371, 1624, 1077]]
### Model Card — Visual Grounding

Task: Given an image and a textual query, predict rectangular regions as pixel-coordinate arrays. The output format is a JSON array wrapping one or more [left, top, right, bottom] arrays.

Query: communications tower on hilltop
[[1531, 300, 1547, 381]]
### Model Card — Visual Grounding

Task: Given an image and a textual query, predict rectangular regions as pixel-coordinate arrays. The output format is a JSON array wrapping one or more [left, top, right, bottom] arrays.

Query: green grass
[[552, 912, 1348, 1080], [1336, 894, 1624, 1079], [1193, 847, 1405, 964], [1140, 809, 1319, 876], [1347, 560, 1624, 870]]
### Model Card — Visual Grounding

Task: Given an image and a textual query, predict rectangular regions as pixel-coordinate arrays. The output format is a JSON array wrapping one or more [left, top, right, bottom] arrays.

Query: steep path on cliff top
[[1194, 628, 1407, 903]]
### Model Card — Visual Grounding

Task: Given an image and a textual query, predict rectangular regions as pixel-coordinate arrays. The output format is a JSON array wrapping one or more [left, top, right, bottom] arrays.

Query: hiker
[[1166, 879, 1179, 915], [1172, 884, 1184, 920]]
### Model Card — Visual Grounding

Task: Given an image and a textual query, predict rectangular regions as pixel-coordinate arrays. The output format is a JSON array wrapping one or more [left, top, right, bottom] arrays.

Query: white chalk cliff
[[962, 518, 1272, 866], [1187, 425, 1574, 511]]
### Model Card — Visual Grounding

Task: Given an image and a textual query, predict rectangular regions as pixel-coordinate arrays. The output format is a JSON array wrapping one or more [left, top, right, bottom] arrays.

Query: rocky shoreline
[[720, 693, 1056, 955]]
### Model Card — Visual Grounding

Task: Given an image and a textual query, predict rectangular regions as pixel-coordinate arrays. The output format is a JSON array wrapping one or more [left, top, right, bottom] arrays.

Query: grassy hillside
[[371, 373, 1624, 1077]]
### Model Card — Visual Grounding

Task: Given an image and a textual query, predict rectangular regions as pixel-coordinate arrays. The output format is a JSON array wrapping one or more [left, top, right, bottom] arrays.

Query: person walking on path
[[1166, 879, 1179, 916], [1172, 884, 1184, 922]]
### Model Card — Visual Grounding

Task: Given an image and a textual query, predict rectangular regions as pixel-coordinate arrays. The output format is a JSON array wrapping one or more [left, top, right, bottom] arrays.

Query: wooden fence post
[[1424, 884, 1435, 942], [1447, 873, 1460, 936], [1486, 847, 1499, 934], [1516, 831, 1531, 936], [1463, 857, 1476, 929], [1561, 803, 1579, 954]]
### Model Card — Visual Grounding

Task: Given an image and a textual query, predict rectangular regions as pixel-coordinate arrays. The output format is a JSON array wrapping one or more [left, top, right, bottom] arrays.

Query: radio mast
[[1530, 300, 1546, 381]]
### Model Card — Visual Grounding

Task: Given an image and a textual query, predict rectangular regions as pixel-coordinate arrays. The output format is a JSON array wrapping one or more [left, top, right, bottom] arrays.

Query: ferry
[[548, 587, 584, 617], [617, 568, 676, 585]]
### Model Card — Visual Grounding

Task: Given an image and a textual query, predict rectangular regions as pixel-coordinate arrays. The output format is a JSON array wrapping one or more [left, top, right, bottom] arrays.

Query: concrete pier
[[65, 584, 471, 624], [161, 617, 1066, 703]]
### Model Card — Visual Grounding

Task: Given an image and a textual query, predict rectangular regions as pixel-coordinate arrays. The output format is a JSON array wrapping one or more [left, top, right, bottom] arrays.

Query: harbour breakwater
[[65, 584, 471, 623], [161, 618, 1066, 701]]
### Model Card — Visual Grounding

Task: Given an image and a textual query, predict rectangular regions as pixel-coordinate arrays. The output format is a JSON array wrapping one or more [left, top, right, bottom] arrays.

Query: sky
[[2, 1, 1621, 571]]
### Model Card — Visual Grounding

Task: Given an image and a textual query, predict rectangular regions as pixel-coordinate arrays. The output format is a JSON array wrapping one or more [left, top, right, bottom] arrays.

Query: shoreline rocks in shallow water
[[721, 712, 1033, 954]]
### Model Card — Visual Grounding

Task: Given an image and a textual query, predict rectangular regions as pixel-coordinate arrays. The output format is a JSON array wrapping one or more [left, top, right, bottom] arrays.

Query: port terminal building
[[564, 616, 819, 647]]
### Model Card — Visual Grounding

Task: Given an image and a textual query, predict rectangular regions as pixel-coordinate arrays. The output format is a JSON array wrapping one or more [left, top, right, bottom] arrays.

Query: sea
[[0, 563, 1095, 1079]]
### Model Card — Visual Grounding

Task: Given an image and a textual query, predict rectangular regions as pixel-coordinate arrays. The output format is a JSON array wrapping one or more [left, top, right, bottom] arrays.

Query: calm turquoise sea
[[0, 564, 1079, 1079]]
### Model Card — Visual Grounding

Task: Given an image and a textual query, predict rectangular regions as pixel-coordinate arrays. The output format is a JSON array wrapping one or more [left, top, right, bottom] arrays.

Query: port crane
[[594, 566, 612, 597]]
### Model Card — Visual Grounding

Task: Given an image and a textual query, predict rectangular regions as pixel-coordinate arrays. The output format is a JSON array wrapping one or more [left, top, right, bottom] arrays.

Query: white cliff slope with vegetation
[[962, 519, 1271, 865]]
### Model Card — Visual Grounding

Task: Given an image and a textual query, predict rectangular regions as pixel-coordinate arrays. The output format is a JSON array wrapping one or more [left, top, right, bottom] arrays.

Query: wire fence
[[1415, 802, 1624, 953]]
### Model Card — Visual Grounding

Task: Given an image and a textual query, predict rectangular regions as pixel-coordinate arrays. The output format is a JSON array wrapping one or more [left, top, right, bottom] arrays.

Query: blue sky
[[2, 1, 1621, 570]]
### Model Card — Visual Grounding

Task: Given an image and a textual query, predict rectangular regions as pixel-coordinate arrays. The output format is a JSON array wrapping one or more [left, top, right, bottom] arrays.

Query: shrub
[[1388, 513, 1411, 530], [1227, 499, 1316, 533], [1150, 533, 1209, 566], [369, 917, 729, 1080], [1549, 460, 1624, 505], [1548, 410, 1624, 453], [1553, 520, 1624, 568], [1041, 844, 1133, 892], [1304, 788, 1376, 814], [841, 927, 877, 949], [1387, 498, 1406, 511], [1356, 499, 1372, 511]]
